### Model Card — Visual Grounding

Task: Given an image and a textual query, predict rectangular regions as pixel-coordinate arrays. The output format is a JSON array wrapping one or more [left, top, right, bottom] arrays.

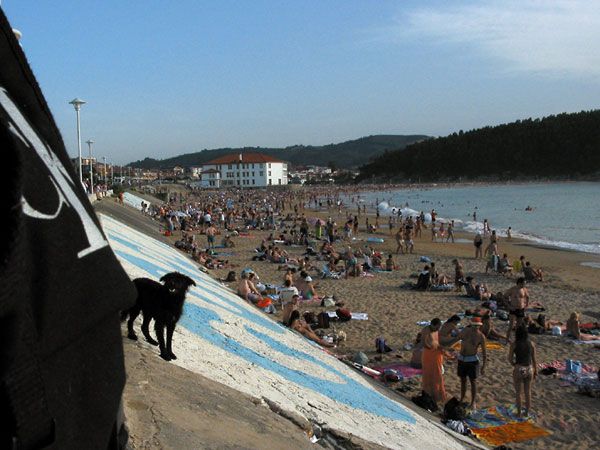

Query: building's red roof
[[203, 153, 286, 165]]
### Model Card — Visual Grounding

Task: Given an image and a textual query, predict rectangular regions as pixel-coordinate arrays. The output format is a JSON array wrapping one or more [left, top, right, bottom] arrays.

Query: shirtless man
[[206, 223, 217, 251], [395, 228, 405, 255], [457, 317, 487, 408], [238, 271, 262, 304], [504, 278, 530, 344], [386, 254, 399, 271]]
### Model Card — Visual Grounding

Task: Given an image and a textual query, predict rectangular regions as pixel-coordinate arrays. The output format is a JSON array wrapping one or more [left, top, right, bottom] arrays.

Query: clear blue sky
[[4, 1, 599, 165]]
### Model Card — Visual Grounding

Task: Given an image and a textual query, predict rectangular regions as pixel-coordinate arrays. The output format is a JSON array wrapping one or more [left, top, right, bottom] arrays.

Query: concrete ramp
[[101, 214, 463, 449]]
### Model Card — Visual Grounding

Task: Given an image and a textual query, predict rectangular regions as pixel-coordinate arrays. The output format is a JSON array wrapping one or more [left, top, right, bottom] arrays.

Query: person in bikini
[[566, 311, 598, 341], [508, 325, 537, 417], [504, 277, 530, 345], [457, 317, 487, 409], [287, 310, 335, 347]]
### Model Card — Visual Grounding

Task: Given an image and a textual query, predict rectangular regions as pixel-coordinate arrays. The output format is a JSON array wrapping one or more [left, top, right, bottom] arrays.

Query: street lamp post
[[86, 139, 94, 194], [69, 98, 86, 186], [103, 156, 107, 185]]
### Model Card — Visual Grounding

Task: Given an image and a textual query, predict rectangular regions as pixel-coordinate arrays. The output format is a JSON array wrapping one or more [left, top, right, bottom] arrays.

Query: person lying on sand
[[287, 310, 334, 347]]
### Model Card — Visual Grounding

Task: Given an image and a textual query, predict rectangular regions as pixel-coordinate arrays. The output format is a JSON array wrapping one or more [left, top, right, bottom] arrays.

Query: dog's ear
[[186, 276, 197, 287]]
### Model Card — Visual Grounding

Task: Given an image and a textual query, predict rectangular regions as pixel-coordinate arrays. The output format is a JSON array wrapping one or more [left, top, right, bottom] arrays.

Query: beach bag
[[444, 397, 468, 421], [336, 308, 351, 322], [257, 298, 272, 309], [412, 391, 438, 412], [0, 10, 137, 448], [383, 369, 401, 382], [317, 312, 330, 329], [565, 359, 583, 374]]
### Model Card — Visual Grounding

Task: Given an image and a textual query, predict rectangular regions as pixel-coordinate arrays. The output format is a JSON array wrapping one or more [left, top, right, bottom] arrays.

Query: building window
[[228, 165, 232, 169], [252, 179, 255, 185], [252, 163, 255, 168], [268, 179, 272, 185], [260, 171, 264, 176], [278, 179, 281, 185], [252, 172, 255, 177], [268, 171, 271, 176], [268, 163, 271, 168]]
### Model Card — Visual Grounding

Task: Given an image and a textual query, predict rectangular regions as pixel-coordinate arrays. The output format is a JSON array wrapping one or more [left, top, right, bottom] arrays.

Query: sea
[[343, 182, 600, 257]]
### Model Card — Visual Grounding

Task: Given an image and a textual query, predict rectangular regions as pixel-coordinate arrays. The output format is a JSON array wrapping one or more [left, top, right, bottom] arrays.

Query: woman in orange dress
[[421, 318, 447, 404]]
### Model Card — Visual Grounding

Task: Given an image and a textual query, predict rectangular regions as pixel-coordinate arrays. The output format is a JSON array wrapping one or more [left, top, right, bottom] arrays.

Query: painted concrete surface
[[101, 214, 464, 449]]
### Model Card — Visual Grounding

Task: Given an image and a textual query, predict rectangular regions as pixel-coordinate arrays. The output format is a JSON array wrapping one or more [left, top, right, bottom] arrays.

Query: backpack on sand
[[0, 10, 136, 449]]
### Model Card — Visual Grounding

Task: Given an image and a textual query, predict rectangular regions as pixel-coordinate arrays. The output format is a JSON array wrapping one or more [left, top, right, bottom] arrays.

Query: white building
[[199, 169, 220, 188], [201, 153, 288, 188]]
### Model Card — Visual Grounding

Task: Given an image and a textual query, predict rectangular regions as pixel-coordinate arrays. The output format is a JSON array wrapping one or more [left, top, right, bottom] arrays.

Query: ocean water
[[345, 182, 600, 255]]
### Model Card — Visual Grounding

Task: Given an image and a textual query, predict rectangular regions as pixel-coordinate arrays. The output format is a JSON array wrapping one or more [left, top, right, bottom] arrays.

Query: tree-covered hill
[[357, 110, 600, 182], [129, 135, 428, 169]]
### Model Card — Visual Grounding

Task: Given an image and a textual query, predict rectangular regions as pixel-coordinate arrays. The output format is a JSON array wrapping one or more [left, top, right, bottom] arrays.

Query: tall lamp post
[[103, 156, 107, 185], [86, 139, 94, 194], [69, 98, 86, 186]]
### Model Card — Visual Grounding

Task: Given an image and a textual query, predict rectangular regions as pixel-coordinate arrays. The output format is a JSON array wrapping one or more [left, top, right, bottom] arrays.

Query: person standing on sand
[[421, 318, 447, 404], [474, 231, 483, 259], [404, 226, 414, 254], [504, 277, 530, 345], [508, 325, 537, 417], [395, 228, 405, 255], [457, 317, 487, 409], [206, 223, 217, 252], [446, 220, 455, 243]]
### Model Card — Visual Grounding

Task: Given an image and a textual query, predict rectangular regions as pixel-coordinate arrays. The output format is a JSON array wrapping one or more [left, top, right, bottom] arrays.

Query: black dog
[[122, 272, 196, 361]]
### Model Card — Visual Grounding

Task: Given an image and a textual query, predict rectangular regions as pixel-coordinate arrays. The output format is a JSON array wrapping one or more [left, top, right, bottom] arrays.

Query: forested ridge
[[130, 135, 428, 170], [357, 110, 600, 182]]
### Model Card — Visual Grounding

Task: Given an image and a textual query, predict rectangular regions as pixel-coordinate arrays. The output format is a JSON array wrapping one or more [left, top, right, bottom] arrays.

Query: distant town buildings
[[72, 152, 359, 187]]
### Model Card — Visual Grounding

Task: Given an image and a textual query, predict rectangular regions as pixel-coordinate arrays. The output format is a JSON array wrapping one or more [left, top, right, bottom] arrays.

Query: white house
[[201, 153, 288, 188], [199, 169, 220, 188]]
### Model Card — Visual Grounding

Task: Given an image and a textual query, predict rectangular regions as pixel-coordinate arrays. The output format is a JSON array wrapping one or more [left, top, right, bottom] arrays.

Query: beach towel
[[372, 363, 423, 378], [213, 252, 236, 256], [452, 342, 504, 351], [571, 339, 600, 345], [358, 273, 376, 278], [559, 372, 598, 386], [350, 313, 369, 320], [538, 360, 597, 374], [299, 297, 322, 303], [470, 422, 551, 446], [421, 348, 446, 403], [464, 404, 536, 429]]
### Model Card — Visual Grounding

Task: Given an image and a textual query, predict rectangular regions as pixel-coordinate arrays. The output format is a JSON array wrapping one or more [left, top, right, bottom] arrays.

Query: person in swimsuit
[[504, 277, 530, 345], [446, 220, 455, 243], [566, 311, 598, 341], [410, 333, 424, 369], [481, 314, 507, 341], [287, 310, 334, 347], [508, 325, 537, 417], [457, 317, 487, 408]]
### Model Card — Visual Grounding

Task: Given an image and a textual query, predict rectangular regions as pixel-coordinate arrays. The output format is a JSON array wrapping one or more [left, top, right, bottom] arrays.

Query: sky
[[3, 1, 600, 165]]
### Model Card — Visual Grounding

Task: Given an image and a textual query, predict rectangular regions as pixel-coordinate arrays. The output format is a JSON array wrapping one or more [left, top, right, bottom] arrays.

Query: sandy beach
[[111, 186, 600, 449]]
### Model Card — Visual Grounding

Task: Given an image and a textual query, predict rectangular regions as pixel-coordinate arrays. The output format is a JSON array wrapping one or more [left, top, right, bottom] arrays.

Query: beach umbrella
[[307, 217, 326, 226], [170, 211, 188, 217]]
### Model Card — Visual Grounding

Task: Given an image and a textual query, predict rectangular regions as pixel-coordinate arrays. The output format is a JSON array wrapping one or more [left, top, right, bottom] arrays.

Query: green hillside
[[357, 110, 600, 182], [129, 135, 428, 170]]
